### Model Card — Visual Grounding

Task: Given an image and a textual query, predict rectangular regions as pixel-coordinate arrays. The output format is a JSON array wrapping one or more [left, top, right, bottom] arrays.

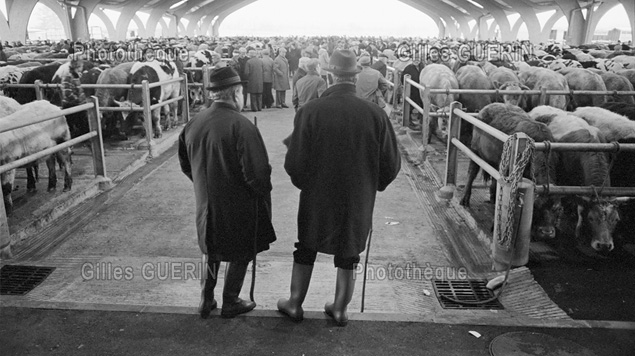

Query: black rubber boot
[[277, 263, 314, 322], [198, 255, 220, 319], [221, 261, 256, 318], [324, 268, 356, 327]]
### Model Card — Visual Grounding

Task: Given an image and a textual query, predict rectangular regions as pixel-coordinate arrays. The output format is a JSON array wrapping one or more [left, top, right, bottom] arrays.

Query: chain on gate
[[495, 134, 536, 248]]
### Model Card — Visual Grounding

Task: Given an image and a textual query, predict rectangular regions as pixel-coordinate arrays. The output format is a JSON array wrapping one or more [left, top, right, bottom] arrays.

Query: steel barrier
[[1, 76, 190, 158], [0, 96, 107, 259]]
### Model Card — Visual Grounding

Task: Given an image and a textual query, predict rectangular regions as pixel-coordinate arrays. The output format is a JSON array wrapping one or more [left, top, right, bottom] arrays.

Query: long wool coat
[[284, 84, 401, 257], [179, 102, 276, 261], [245, 56, 264, 94], [273, 55, 290, 91]]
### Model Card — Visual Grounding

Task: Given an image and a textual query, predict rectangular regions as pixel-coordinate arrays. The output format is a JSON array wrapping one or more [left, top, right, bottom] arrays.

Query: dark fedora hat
[[323, 49, 361, 75], [207, 67, 245, 91]]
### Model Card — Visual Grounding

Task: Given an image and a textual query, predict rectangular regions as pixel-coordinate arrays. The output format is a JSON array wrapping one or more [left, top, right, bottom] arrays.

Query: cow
[[598, 72, 635, 104], [519, 67, 569, 111], [0, 65, 24, 97], [455, 65, 493, 144], [547, 59, 582, 72], [617, 69, 635, 90], [610, 55, 635, 70], [418, 63, 459, 140], [96, 63, 132, 140], [488, 66, 528, 109], [460, 103, 560, 240], [557, 68, 607, 110], [530, 106, 616, 252], [115, 59, 182, 138], [595, 58, 624, 73], [185, 49, 216, 107], [11, 62, 62, 104], [0, 100, 72, 215]]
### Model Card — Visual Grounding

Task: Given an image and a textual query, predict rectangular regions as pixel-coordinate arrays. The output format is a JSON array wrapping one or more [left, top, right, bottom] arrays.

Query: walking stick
[[250, 199, 258, 303], [360, 228, 373, 313]]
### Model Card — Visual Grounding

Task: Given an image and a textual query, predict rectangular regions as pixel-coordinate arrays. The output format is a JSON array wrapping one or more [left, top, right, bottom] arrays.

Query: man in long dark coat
[[179, 67, 276, 319], [245, 49, 264, 111], [279, 50, 401, 326]]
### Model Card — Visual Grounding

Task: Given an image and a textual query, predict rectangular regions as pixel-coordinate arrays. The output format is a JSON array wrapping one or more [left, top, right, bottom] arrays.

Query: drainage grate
[[432, 279, 504, 310], [0, 265, 56, 295]]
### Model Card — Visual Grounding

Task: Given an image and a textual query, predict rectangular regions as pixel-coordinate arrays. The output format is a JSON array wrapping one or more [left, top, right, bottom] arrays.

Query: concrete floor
[[0, 105, 578, 327]]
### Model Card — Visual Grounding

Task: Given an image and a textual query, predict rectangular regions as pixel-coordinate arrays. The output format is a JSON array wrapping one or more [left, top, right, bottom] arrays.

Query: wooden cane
[[361, 228, 373, 313]]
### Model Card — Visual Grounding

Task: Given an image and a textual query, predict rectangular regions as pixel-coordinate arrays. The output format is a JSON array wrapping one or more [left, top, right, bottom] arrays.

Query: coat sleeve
[[284, 108, 312, 190], [377, 112, 401, 191], [236, 122, 273, 197], [178, 128, 193, 182], [273, 59, 283, 76]]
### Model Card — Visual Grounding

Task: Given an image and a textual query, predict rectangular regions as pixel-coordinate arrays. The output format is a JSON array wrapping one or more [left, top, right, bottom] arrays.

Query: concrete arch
[[511, 17, 525, 40], [621, 0, 635, 43], [131, 14, 146, 38], [541, 9, 566, 41], [91, 8, 116, 40], [587, 0, 622, 43], [115, 2, 145, 40], [0, 10, 10, 41], [145, 0, 186, 38], [158, 18, 169, 37], [502, 0, 543, 43]]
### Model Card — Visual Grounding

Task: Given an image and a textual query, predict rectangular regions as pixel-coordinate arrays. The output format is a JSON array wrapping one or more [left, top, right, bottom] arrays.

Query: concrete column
[[132, 15, 147, 38], [621, 0, 635, 43], [4, 0, 38, 42], [158, 18, 169, 38], [541, 10, 565, 43], [91, 8, 116, 40], [511, 17, 524, 40], [0, 11, 11, 41]]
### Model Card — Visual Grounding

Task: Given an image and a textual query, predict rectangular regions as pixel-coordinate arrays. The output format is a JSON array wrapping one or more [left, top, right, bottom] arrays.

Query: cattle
[[529, 106, 616, 252], [185, 49, 216, 107], [488, 67, 528, 109], [11, 62, 62, 104], [455, 65, 493, 144], [598, 72, 635, 104], [519, 67, 569, 111], [607, 55, 635, 70], [96, 62, 133, 139], [557, 68, 607, 109], [116, 59, 182, 138], [0, 100, 72, 215], [595, 58, 624, 73], [418, 63, 459, 140], [460, 103, 559, 240], [0, 65, 24, 97], [547, 59, 582, 72], [617, 69, 635, 90]]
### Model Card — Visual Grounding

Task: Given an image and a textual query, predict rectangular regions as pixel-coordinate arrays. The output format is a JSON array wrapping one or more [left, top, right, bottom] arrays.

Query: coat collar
[[321, 83, 356, 97], [211, 101, 237, 111]]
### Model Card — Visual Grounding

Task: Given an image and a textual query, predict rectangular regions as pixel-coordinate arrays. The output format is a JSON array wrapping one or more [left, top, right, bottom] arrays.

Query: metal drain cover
[[433, 279, 504, 310], [0, 265, 55, 295], [490, 332, 596, 356]]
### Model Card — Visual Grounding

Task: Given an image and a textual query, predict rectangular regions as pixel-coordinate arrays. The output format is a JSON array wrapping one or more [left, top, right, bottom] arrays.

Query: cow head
[[532, 194, 563, 240], [574, 196, 621, 253], [495, 81, 530, 109], [113, 99, 142, 123]]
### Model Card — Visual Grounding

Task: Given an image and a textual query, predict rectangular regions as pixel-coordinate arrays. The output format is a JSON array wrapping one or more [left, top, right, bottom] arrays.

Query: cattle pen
[[0, 97, 108, 259], [0, 76, 191, 158], [392, 74, 635, 272]]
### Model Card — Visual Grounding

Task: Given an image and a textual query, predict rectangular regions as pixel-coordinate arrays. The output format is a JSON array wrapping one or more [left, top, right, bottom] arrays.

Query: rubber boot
[[221, 261, 256, 318], [277, 263, 314, 322], [324, 268, 356, 327], [198, 255, 220, 319]]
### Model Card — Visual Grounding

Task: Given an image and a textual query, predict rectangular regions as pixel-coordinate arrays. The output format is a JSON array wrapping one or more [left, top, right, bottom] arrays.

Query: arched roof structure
[[0, 0, 632, 45]]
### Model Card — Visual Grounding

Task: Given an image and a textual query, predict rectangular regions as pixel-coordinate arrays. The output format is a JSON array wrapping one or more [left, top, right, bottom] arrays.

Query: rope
[[441, 133, 534, 306]]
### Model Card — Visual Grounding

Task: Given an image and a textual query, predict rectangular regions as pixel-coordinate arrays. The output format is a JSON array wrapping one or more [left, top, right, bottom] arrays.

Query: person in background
[[287, 42, 301, 77], [237, 47, 250, 109], [245, 49, 264, 111], [273, 47, 290, 108], [371, 53, 389, 78], [318, 42, 331, 85], [292, 57, 311, 91], [355, 55, 390, 108], [261, 48, 275, 109], [401, 58, 424, 131], [178, 67, 277, 320], [292, 58, 326, 111], [279, 50, 401, 327]]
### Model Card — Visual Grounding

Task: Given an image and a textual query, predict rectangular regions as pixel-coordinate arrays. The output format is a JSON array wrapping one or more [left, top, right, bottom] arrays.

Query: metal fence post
[[402, 74, 411, 128], [34, 80, 44, 100], [439, 102, 463, 200], [539, 87, 547, 106], [180, 75, 190, 123], [421, 85, 431, 149], [202, 65, 211, 107], [86, 96, 108, 180], [0, 193, 11, 259], [141, 80, 155, 158]]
